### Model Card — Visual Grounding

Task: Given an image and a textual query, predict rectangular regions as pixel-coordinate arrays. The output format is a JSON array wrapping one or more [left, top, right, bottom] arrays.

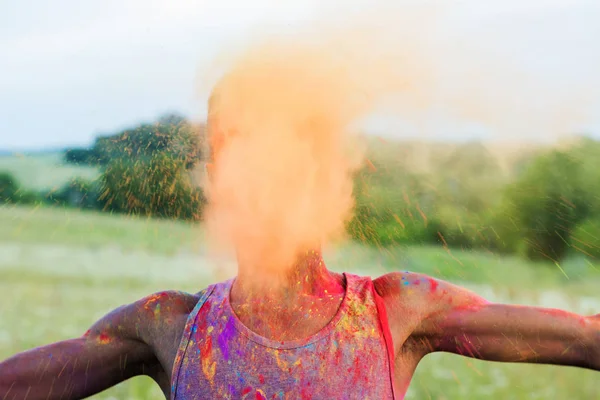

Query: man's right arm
[[0, 298, 164, 400]]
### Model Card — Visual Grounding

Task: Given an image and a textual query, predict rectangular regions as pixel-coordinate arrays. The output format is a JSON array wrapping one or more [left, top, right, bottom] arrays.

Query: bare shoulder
[[87, 289, 204, 341], [85, 289, 208, 361], [371, 272, 434, 327], [131, 289, 204, 325], [85, 289, 208, 390], [372, 272, 485, 331], [373, 271, 440, 297], [374, 271, 482, 305], [130, 290, 206, 360], [372, 271, 443, 310]]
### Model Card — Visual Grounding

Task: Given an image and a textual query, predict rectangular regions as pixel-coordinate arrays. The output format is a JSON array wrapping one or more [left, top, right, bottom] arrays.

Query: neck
[[233, 249, 344, 302], [229, 249, 347, 341]]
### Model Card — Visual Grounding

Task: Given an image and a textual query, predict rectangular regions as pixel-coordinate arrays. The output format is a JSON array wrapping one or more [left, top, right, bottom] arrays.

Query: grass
[[0, 205, 599, 399], [0, 152, 99, 191], [0, 205, 204, 254]]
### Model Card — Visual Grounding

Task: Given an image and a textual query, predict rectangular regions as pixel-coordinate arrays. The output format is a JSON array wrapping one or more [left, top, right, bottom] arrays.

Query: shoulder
[[373, 271, 477, 304], [371, 272, 439, 320], [87, 289, 209, 343], [133, 289, 207, 321], [372, 271, 487, 331], [133, 289, 213, 339], [79, 288, 213, 392], [373, 271, 442, 302]]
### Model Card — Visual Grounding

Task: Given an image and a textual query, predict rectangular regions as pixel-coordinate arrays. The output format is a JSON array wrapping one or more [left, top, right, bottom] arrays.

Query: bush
[[99, 154, 205, 221], [348, 177, 443, 247], [0, 172, 44, 205], [0, 172, 18, 203], [500, 149, 597, 262], [64, 148, 100, 165], [14, 190, 43, 205], [45, 178, 101, 209], [570, 219, 600, 260]]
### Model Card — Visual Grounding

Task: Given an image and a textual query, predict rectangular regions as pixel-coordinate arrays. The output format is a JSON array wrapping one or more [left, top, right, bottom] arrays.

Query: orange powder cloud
[[198, 2, 597, 276], [198, 5, 444, 273], [203, 37, 374, 275], [198, 4, 484, 275]]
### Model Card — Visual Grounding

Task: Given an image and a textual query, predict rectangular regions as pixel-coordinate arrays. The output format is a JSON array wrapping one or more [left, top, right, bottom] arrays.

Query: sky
[[1, 0, 599, 150]]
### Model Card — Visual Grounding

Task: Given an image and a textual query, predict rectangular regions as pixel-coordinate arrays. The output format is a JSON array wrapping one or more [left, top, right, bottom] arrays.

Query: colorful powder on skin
[[427, 278, 439, 293], [98, 333, 111, 345], [82, 329, 111, 344], [144, 292, 168, 310]]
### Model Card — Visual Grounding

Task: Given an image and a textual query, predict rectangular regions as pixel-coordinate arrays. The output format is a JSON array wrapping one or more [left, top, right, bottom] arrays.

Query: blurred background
[[1, 0, 600, 399]]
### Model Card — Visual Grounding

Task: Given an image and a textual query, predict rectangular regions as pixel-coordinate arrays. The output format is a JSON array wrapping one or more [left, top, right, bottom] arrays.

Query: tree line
[[2, 114, 599, 263], [348, 137, 600, 263], [1, 113, 205, 221]]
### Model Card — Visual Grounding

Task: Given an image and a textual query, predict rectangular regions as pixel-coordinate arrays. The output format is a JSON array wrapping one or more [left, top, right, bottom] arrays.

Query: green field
[[1, 205, 599, 399], [0, 153, 99, 191]]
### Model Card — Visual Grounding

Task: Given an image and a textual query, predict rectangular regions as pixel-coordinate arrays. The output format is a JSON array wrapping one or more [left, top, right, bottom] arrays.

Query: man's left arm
[[384, 272, 600, 370]]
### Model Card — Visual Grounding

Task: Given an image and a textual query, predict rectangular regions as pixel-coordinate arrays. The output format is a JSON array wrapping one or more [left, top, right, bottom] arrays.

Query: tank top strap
[[371, 279, 398, 399], [335, 273, 398, 398], [170, 284, 217, 399]]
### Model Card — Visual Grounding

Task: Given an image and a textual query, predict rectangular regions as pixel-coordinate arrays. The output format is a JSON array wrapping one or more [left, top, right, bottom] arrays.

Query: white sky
[[1, 0, 599, 149]]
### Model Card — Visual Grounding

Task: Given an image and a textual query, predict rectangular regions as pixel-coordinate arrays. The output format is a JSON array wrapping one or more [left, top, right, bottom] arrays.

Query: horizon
[[2, 129, 595, 155]]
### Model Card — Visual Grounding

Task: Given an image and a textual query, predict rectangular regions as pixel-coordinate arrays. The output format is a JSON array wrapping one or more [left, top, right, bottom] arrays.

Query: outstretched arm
[[0, 295, 168, 400], [379, 272, 600, 370]]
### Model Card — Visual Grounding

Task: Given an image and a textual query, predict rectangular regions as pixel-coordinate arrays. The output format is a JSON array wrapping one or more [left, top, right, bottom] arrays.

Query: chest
[[232, 299, 344, 342], [174, 324, 393, 399], [170, 276, 396, 399]]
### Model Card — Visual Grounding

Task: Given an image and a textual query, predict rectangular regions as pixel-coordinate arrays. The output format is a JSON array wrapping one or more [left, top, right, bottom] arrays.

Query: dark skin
[[0, 292, 196, 399], [1, 265, 598, 399]]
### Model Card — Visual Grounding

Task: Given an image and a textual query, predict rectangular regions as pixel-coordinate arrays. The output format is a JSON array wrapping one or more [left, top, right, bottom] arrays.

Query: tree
[[502, 149, 595, 262], [46, 178, 100, 209], [348, 155, 442, 247], [99, 153, 205, 221], [65, 113, 203, 169]]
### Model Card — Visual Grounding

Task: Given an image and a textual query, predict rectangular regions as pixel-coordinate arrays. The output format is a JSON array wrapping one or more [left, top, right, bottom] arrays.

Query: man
[[1, 80, 599, 400], [1, 250, 599, 400]]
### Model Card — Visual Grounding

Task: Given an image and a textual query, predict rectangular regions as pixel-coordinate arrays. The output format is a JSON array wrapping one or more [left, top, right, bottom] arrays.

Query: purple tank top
[[170, 273, 396, 399]]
